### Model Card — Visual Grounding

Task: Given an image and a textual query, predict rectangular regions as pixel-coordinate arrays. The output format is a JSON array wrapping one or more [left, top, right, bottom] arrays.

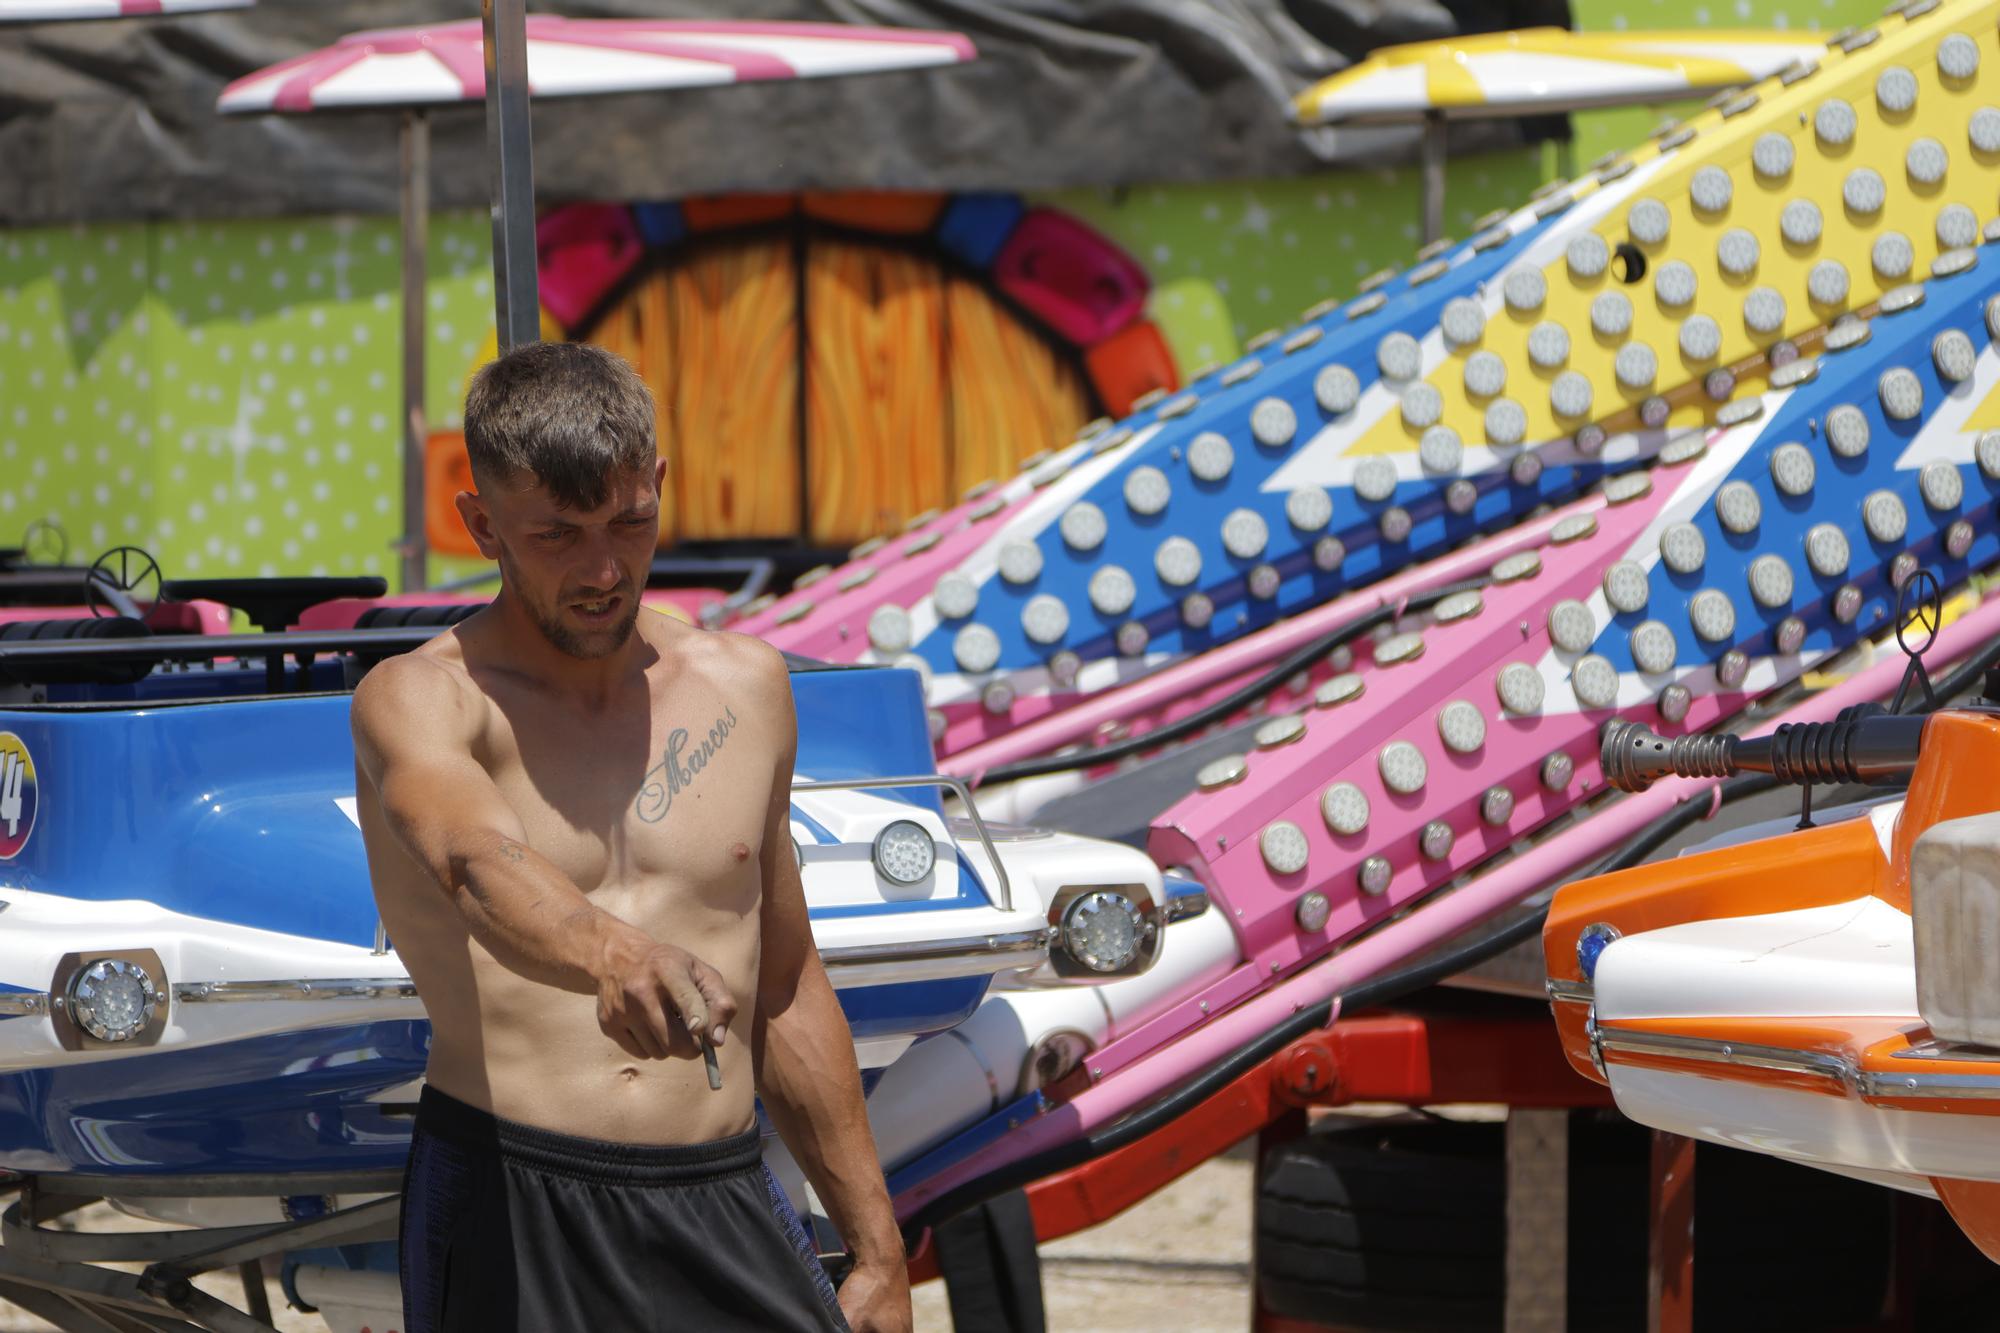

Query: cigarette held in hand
[[701, 1034, 722, 1091]]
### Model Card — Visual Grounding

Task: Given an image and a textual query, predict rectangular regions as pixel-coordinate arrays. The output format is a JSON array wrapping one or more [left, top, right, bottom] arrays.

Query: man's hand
[[835, 1258, 912, 1333], [594, 928, 738, 1061]]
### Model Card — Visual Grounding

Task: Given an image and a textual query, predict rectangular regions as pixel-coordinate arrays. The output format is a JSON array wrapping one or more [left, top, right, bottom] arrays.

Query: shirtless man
[[350, 342, 906, 1332]]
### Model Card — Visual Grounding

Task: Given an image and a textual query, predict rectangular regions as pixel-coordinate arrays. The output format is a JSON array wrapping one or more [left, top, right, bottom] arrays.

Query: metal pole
[[1421, 110, 1447, 245], [483, 0, 540, 350], [1647, 1129, 1696, 1333], [1504, 1108, 1568, 1333], [398, 109, 430, 594]]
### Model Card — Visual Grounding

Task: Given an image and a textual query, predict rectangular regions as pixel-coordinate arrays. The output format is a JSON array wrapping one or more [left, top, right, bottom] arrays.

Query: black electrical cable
[[905, 619, 2000, 1243], [979, 576, 1489, 785]]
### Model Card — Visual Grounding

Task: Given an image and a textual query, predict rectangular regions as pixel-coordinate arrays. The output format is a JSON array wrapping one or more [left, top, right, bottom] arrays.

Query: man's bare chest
[[478, 689, 769, 895]]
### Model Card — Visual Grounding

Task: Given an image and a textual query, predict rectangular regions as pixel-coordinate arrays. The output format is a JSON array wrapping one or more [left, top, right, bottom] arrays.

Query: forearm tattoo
[[636, 707, 738, 823], [497, 842, 527, 862]]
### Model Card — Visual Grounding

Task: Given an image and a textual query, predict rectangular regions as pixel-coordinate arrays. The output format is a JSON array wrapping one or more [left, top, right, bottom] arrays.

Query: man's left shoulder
[[702, 629, 792, 699]]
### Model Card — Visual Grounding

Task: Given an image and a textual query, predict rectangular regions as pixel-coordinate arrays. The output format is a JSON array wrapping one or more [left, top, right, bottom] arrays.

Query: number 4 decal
[[0, 750, 20, 838]]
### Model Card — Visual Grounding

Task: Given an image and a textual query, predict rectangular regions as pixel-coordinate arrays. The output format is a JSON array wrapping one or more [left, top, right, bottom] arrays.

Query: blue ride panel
[[902, 200, 1610, 679], [632, 201, 688, 249], [0, 1021, 429, 1176], [791, 664, 944, 813], [1580, 267, 2000, 682], [0, 662, 964, 948], [0, 695, 381, 946], [837, 974, 991, 1043], [936, 193, 1025, 270]]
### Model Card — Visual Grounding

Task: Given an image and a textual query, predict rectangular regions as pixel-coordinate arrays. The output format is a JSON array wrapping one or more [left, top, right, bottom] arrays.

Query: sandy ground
[[0, 1148, 1255, 1333], [912, 1140, 1255, 1333]]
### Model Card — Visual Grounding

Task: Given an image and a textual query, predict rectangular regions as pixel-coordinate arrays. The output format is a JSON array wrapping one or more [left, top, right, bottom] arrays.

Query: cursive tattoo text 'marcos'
[[635, 708, 738, 824]]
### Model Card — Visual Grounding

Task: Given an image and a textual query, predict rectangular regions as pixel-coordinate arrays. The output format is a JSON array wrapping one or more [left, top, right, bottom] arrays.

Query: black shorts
[[398, 1086, 849, 1332]]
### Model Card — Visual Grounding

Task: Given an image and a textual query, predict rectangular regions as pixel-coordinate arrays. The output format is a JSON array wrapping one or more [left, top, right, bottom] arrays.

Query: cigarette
[[701, 1034, 722, 1091]]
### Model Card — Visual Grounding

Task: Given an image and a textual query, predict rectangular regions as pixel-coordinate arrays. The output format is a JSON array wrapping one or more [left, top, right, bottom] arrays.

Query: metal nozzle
[[1600, 721, 1737, 793], [1601, 709, 1926, 795]]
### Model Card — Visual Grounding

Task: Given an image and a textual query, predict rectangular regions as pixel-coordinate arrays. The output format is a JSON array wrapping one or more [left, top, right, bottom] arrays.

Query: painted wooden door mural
[[579, 219, 1095, 548]]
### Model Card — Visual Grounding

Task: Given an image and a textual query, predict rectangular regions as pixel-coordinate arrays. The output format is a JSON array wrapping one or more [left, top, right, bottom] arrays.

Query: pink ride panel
[[535, 204, 645, 329], [992, 210, 1148, 348]]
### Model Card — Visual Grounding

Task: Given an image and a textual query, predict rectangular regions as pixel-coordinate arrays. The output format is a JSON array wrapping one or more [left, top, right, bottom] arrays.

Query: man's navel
[[618, 1066, 641, 1085]]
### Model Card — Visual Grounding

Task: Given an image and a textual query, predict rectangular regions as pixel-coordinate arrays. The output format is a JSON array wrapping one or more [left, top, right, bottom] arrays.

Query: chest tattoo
[[635, 706, 738, 824]]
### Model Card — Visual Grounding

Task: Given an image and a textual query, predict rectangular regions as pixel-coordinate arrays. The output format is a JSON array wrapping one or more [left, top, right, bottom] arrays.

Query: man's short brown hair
[[463, 341, 656, 512]]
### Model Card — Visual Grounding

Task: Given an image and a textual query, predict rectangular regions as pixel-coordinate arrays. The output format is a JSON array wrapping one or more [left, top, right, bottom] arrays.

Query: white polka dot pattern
[[1876, 66, 1918, 112], [1463, 350, 1507, 398], [1548, 599, 1595, 653], [1630, 620, 1677, 675], [954, 624, 1001, 673], [1690, 165, 1733, 212], [1089, 565, 1137, 616], [1528, 322, 1570, 368], [1751, 133, 1794, 179], [934, 571, 979, 619], [1125, 466, 1172, 515], [1815, 98, 1857, 146], [1779, 200, 1822, 247], [1654, 260, 1698, 307], [1591, 291, 1633, 338], [998, 540, 1044, 584], [1154, 536, 1202, 586], [1378, 741, 1428, 794], [1250, 397, 1297, 447], [1376, 332, 1422, 381], [1503, 266, 1547, 313], [1260, 821, 1310, 875], [1496, 662, 1546, 715], [1863, 490, 1908, 543], [1437, 700, 1486, 754], [1660, 522, 1706, 574], [1187, 432, 1233, 482], [1806, 523, 1850, 577], [1418, 426, 1463, 475], [1485, 399, 1528, 446], [1354, 457, 1399, 503], [1286, 486, 1332, 531], [1314, 364, 1360, 415], [1628, 197, 1672, 243], [1604, 560, 1650, 613], [1321, 783, 1369, 836], [1021, 593, 1069, 643], [1770, 442, 1817, 496], [1220, 508, 1269, 559], [1825, 405, 1870, 458], [1690, 589, 1737, 641], [1748, 555, 1794, 608]]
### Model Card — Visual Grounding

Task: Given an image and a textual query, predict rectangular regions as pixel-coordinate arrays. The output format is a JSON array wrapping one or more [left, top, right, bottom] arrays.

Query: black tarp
[[0, 0, 1570, 228]]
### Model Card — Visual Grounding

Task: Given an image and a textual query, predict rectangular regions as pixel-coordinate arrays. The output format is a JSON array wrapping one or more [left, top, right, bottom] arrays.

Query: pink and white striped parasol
[[217, 16, 976, 114], [0, 0, 249, 21]]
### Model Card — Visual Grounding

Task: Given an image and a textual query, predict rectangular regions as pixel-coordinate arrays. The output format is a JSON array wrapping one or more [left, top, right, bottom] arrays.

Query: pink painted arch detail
[[217, 16, 977, 115]]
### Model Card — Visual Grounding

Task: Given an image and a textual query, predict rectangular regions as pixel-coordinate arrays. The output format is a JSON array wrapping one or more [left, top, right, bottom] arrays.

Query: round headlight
[[1576, 922, 1621, 982], [1061, 891, 1147, 973], [872, 820, 936, 886], [68, 958, 159, 1042]]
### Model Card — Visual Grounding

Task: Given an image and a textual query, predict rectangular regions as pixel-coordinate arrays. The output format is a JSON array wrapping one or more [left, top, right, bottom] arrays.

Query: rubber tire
[[1254, 1117, 1891, 1332]]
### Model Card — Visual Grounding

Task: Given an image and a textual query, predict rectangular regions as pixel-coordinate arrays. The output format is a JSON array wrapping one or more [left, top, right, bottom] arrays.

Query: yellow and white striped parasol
[[1295, 27, 1824, 125]]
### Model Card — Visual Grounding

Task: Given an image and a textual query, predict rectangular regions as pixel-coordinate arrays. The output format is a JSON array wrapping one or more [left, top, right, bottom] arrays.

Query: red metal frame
[[908, 999, 1609, 1289]]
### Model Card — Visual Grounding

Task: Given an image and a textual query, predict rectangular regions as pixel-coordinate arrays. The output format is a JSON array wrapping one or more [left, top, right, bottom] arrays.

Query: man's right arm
[[350, 656, 734, 1059]]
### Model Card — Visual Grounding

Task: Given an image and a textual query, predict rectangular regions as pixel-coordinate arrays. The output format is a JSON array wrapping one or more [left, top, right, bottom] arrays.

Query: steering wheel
[[1895, 567, 1942, 662], [84, 545, 164, 621], [20, 518, 68, 567]]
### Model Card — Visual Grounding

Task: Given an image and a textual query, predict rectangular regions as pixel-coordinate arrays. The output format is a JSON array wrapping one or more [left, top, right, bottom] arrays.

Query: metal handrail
[[792, 774, 1014, 913]]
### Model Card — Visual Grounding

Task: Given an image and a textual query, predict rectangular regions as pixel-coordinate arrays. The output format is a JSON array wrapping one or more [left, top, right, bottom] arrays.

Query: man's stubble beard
[[497, 545, 641, 661]]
